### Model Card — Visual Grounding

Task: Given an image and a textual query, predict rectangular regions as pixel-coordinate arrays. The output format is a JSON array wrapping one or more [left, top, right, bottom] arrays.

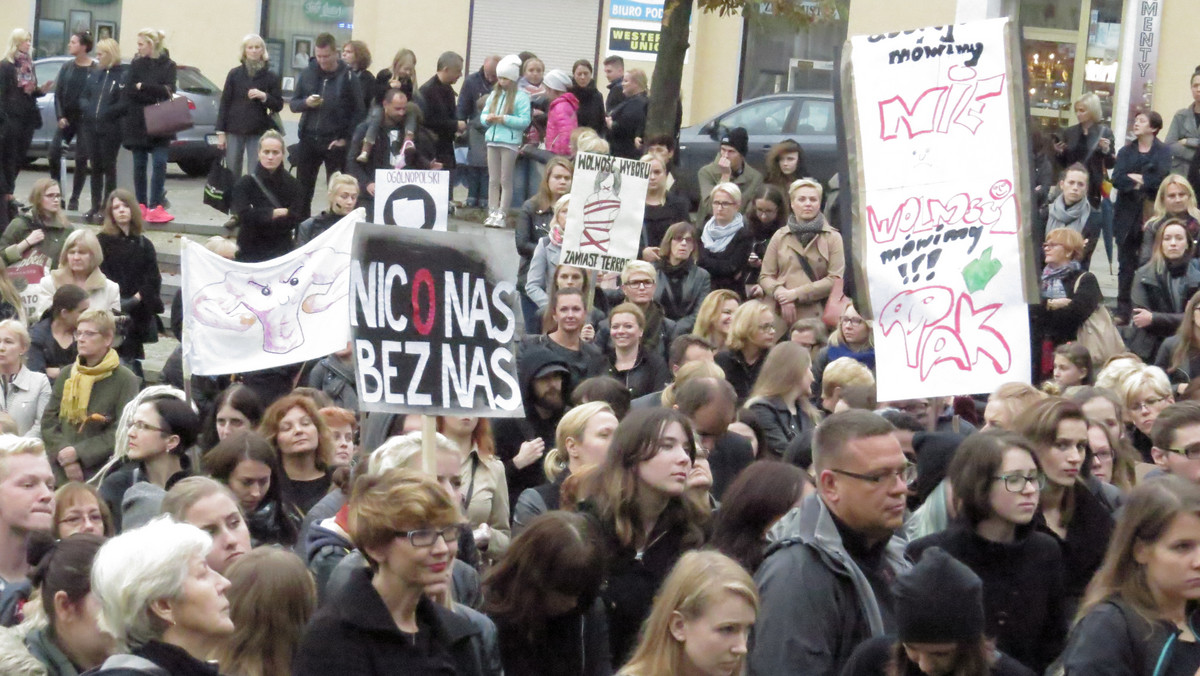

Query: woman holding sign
[[757, 179, 844, 325]]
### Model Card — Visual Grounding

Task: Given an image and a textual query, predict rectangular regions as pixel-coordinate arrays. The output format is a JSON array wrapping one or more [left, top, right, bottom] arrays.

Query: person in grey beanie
[[838, 547, 1036, 676]]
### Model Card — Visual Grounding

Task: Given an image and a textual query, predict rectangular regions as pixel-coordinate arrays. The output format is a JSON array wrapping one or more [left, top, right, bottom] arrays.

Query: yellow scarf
[[59, 349, 121, 425]]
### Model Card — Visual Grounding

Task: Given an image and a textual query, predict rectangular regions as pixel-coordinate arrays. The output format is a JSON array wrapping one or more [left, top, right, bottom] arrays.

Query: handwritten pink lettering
[[867, 180, 1014, 244], [877, 67, 1006, 140], [879, 287, 1011, 381]]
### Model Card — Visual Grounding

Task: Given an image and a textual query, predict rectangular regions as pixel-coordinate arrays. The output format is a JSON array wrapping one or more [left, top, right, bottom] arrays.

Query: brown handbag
[[143, 96, 193, 136]]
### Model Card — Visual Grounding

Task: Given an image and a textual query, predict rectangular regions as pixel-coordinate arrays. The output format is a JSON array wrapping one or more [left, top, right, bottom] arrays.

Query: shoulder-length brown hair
[[746, 341, 820, 424], [258, 394, 335, 471], [1172, 289, 1200, 373], [765, 138, 805, 186], [102, 188, 146, 237], [534, 156, 573, 212], [214, 547, 316, 676], [435, 416, 495, 458], [948, 431, 1041, 527], [579, 407, 707, 549], [658, 221, 698, 264], [28, 178, 70, 229], [1079, 476, 1200, 624], [482, 512, 606, 639]]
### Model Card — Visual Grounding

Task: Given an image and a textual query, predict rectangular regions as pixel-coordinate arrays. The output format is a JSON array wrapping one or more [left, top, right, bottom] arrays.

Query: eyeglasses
[[757, 322, 777, 332], [625, 280, 654, 289], [993, 472, 1046, 492], [394, 524, 466, 548], [129, 420, 164, 433], [73, 329, 102, 339], [1163, 442, 1200, 461], [1134, 396, 1168, 412], [59, 511, 104, 527], [44, 192, 62, 199], [712, 200, 738, 208], [831, 462, 917, 486], [841, 316, 866, 326]]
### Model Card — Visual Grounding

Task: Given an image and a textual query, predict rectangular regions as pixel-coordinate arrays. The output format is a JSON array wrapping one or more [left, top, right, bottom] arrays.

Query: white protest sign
[[373, 169, 449, 230], [560, 153, 651, 273], [846, 18, 1034, 400]]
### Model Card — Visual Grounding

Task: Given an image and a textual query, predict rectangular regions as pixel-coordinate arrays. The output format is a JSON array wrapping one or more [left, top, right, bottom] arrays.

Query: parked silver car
[[675, 92, 839, 208], [28, 56, 222, 176]]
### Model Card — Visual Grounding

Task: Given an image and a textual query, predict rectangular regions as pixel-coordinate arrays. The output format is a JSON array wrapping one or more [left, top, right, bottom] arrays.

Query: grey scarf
[[1047, 195, 1092, 233], [787, 213, 827, 246]]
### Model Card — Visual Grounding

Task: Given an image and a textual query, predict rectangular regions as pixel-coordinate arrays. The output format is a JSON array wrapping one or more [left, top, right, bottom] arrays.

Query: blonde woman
[[216, 33, 284, 178], [0, 28, 49, 213], [79, 38, 126, 224], [511, 401, 618, 536], [745, 341, 820, 459], [811, 302, 875, 397], [122, 28, 177, 222], [526, 194, 571, 310], [759, 178, 845, 325], [0, 319, 49, 438], [481, 55, 532, 227], [35, 229, 121, 320], [1, 178, 76, 268], [297, 172, 359, 245], [607, 68, 648, 160], [1139, 173, 1200, 265], [982, 381, 1048, 430], [715, 299, 778, 401], [620, 550, 758, 676], [692, 289, 740, 350]]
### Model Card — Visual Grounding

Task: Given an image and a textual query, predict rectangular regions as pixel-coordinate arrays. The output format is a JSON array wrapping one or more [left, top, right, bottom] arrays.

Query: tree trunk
[[646, 0, 692, 139]]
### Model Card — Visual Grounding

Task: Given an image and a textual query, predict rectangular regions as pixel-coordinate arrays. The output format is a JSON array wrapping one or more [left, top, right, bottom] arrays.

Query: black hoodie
[[493, 342, 571, 500], [289, 59, 363, 144]]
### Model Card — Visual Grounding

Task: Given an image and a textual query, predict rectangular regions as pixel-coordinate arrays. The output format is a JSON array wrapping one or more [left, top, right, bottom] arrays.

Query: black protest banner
[[350, 223, 524, 417]]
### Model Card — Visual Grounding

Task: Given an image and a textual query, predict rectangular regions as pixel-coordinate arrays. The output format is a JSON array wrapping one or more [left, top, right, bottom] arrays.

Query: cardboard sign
[[7, 248, 50, 321], [372, 169, 449, 230], [844, 18, 1036, 400], [350, 223, 524, 417], [560, 152, 651, 274]]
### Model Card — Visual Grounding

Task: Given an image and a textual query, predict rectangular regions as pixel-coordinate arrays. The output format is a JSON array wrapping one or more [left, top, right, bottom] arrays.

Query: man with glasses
[[1149, 401, 1200, 483], [596, 260, 676, 362], [42, 309, 140, 484], [750, 409, 912, 676], [697, 127, 763, 223]]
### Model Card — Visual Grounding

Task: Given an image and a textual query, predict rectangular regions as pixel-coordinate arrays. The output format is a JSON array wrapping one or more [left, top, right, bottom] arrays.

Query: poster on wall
[[606, 22, 663, 61], [350, 224, 523, 417], [843, 18, 1035, 400], [372, 169, 449, 230], [559, 152, 651, 274], [181, 210, 359, 376]]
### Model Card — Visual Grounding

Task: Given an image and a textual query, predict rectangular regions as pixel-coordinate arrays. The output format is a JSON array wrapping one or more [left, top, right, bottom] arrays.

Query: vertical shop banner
[[350, 224, 524, 417], [373, 169, 450, 230], [560, 152, 651, 274], [182, 210, 360, 376], [844, 18, 1036, 400]]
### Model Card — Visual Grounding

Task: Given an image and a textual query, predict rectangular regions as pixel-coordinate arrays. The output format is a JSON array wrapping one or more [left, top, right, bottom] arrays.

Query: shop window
[[34, 0, 123, 58], [1023, 0, 1083, 30], [739, 3, 846, 100], [264, 0, 355, 89]]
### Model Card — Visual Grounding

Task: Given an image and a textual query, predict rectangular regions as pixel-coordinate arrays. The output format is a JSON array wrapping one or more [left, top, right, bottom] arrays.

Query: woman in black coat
[[1035, 228, 1101, 376], [653, 222, 711, 334], [0, 29, 46, 217], [907, 432, 1066, 674], [1128, 219, 1200, 361], [569, 60, 606, 135], [606, 303, 670, 399], [1112, 110, 1173, 321], [122, 29, 177, 222], [293, 471, 486, 676], [745, 342, 818, 460], [234, 131, 304, 263], [78, 40, 127, 224], [97, 189, 163, 373], [606, 71, 648, 160], [216, 34, 284, 179]]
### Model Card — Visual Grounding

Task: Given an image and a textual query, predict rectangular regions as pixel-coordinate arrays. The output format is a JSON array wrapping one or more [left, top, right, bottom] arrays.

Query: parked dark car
[[29, 56, 222, 176], [675, 92, 838, 207]]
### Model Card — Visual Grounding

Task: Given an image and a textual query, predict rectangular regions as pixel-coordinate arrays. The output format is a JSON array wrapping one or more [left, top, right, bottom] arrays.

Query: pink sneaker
[[145, 205, 174, 223], [139, 203, 149, 220]]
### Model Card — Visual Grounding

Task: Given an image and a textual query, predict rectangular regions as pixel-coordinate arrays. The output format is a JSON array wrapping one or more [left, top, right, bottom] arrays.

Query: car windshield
[[178, 68, 220, 96]]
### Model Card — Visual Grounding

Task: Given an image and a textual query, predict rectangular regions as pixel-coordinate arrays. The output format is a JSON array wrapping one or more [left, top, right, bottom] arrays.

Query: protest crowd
[[6, 18, 1200, 676]]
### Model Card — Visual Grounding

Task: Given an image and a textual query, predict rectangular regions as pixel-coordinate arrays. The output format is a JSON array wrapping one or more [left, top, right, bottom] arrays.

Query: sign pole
[[420, 415, 437, 477]]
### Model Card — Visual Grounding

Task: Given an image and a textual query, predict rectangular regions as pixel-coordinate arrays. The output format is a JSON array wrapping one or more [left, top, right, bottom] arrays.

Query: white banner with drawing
[[560, 152, 651, 274]]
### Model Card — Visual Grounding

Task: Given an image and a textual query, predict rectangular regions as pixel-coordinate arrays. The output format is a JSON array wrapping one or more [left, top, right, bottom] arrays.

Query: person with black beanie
[[840, 547, 1036, 676]]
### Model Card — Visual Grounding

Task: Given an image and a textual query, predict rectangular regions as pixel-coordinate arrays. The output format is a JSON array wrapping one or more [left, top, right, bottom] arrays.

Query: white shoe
[[485, 210, 506, 228]]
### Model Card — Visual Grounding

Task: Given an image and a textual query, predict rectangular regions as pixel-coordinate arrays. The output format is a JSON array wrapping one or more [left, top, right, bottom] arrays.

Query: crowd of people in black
[[8, 20, 1200, 676]]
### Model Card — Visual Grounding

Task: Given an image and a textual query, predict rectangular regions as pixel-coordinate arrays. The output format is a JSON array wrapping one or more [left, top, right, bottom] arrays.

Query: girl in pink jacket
[[543, 69, 578, 156]]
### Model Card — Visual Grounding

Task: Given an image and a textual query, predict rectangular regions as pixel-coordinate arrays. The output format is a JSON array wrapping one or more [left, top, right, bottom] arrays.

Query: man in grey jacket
[[749, 410, 912, 676]]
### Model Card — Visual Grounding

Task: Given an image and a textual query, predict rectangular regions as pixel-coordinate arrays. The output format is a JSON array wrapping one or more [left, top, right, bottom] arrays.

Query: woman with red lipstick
[[294, 469, 487, 676], [907, 431, 1067, 673], [161, 477, 252, 577], [1061, 476, 1200, 676], [578, 407, 709, 665], [1015, 397, 1115, 619]]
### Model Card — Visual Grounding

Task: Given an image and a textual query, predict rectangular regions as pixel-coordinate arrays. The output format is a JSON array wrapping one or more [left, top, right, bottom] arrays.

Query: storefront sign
[[606, 22, 662, 60], [303, 0, 352, 23], [843, 18, 1035, 399], [610, 0, 664, 22], [561, 153, 651, 274], [1112, 0, 1163, 138], [350, 224, 523, 417]]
